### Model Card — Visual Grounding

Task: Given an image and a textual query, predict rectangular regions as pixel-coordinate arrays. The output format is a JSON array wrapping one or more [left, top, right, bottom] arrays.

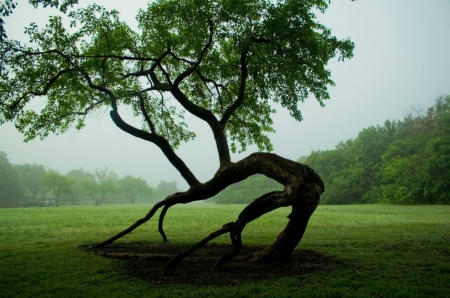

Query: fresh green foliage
[[118, 175, 151, 204], [0, 157, 166, 206], [303, 95, 450, 205], [1, 0, 79, 40], [0, 0, 17, 40], [95, 168, 118, 200], [0, 204, 449, 297], [0, 151, 24, 206], [213, 174, 283, 204], [65, 167, 95, 204], [14, 163, 47, 200], [155, 180, 179, 201], [0, 0, 353, 153], [40, 170, 72, 206]]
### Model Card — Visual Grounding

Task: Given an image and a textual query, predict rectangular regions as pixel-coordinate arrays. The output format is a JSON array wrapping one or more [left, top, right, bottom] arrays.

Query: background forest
[[214, 95, 450, 205], [0, 158, 179, 207], [2, 95, 449, 207]]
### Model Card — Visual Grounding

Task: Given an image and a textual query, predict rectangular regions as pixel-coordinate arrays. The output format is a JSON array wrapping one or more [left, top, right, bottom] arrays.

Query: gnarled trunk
[[94, 152, 323, 271]]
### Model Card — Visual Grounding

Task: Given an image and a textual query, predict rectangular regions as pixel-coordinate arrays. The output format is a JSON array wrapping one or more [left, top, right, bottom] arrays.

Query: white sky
[[1, 0, 449, 189]]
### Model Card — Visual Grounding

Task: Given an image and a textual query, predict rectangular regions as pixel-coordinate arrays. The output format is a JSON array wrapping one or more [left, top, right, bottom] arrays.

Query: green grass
[[0, 204, 449, 297]]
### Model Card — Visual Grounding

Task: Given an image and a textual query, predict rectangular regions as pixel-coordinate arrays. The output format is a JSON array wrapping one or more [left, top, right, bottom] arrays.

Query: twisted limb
[[94, 153, 323, 272]]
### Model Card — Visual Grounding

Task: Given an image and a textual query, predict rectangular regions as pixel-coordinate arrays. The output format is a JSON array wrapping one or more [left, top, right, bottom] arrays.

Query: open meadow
[[0, 204, 449, 297]]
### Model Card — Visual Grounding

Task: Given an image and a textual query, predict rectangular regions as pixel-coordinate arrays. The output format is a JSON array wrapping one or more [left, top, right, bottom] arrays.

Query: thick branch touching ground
[[93, 200, 166, 248], [95, 152, 323, 270], [158, 205, 170, 243], [164, 222, 234, 273], [213, 191, 291, 268]]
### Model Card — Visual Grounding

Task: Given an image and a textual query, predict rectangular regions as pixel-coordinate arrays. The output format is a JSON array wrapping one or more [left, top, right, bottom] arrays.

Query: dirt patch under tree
[[83, 242, 344, 286]]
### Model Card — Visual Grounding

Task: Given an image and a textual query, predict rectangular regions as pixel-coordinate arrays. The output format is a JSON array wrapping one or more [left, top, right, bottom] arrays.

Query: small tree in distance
[[156, 181, 179, 202], [119, 175, 151, 204], [0, 0, 354, 269], [15, 163, 47, 201], [82, 168, 118, 205], [41, 171, 73, 207], [66, 168, 95, 204]]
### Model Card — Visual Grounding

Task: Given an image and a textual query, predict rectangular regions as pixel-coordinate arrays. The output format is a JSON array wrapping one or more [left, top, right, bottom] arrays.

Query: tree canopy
[[40, 170, 73, 206], [119, 175, 151, 204], [0, 0, 353, 268], [1, 0, 353, 173]]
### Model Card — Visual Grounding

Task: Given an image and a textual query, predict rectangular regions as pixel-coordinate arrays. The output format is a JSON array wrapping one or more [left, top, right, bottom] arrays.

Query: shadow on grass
[[81, 242, 345, 286]]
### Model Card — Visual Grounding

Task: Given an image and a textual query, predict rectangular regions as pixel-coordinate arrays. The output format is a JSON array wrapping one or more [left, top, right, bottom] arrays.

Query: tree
[[15, 163, 47, 201], [66, 168, 95, 204], [422, 95, 450, 204], [41, 171, 73, 207], [119, 175, 151, 204], [82, 168, 118, 205], [82, 179, 100, 204], [0, 0, 353, 268], [155, 180, 179, 201], [95, 168, 118, 205], [377, 156, 424, 204], [0, 151, 24, 207]]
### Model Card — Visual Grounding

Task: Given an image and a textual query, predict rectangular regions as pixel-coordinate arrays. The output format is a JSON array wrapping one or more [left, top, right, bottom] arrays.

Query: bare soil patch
[[84, 242, 343, 286]]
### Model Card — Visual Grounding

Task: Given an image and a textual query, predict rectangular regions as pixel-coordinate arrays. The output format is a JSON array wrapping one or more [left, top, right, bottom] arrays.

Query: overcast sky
[[1, 0, 449, 189]]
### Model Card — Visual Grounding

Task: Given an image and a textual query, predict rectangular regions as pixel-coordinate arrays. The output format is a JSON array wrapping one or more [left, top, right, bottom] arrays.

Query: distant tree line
[[303, 95, 450, 205], [0, 159, 179, 207], [211, 95, 450, 205], [4, 95, 448, 207]]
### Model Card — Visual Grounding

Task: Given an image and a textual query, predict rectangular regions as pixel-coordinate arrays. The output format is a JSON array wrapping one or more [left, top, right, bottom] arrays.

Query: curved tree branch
[[6, 68, 74, 112], [158, 205, 169, 243], [135, 92, 156, 134], [164, 222, 234, 273], [173, 20, 214, 87], [196, 70, 231, 111], [95, 153, 323, 250], [220, 51, 249, 128], [164, 20, 232, 166], [171, 86, 231, 166], [93, 200, 167, 248], [108, 108, 200, 186]]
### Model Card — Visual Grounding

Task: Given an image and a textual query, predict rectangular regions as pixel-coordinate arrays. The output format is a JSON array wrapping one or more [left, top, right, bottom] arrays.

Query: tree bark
[[94, 152, 324, 269]]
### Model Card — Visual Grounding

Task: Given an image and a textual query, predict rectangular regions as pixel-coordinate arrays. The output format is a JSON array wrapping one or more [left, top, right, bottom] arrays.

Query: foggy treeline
[[0, 159, 179, 207], [3, 95, 449, 207], [213, 95, 450, 205]]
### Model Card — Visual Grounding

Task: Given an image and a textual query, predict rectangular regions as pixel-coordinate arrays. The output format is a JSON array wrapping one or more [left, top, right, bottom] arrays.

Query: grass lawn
[[0, 203, 449, 297]]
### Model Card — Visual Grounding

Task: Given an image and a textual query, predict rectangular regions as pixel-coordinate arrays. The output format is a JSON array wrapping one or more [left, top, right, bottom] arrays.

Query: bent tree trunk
[[94, 152, 323, 270]]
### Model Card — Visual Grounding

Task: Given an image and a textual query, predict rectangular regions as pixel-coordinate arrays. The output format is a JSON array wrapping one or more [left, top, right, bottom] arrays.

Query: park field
[[0, 204, 449, 297]]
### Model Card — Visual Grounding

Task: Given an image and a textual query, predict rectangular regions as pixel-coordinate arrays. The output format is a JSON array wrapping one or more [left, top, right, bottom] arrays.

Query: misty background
[[1, 0, 449, 190]]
